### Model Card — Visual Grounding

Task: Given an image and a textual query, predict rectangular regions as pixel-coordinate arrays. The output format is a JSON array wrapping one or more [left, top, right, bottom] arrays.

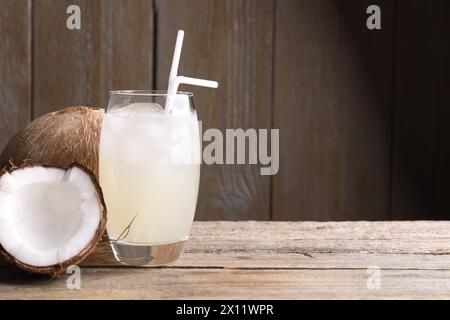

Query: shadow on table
[[0, 266, 54, 286]]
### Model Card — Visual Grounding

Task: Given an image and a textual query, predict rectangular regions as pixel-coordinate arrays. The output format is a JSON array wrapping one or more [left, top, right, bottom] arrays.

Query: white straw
[[176, 76, 218, 89], [165, 30, 219, 113], [168, 30, 184, 86], [168, 76, 219, 96]]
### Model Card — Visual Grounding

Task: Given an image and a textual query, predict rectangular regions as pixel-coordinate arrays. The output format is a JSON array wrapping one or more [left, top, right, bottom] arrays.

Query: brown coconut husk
[[0, 106, 104, 179]]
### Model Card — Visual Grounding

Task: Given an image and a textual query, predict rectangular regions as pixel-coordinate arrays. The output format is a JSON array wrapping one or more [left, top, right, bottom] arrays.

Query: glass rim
[[108, 90, 193, 97]]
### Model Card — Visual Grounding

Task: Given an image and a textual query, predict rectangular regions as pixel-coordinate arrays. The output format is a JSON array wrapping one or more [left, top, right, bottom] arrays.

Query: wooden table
[[1, 221, 450, 299]]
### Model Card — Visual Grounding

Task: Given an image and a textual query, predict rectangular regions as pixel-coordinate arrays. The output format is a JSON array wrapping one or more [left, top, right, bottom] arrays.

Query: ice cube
[[142, 120, 165, 139], [111, 103, 164, 118], [167, 95, 191, 116], [128, 103, 164, 117], [103, 113, 128, 134]]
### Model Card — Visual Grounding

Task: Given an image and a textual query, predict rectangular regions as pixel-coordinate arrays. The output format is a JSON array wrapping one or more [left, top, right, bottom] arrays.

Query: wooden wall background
[[0, 0, 449, 221]]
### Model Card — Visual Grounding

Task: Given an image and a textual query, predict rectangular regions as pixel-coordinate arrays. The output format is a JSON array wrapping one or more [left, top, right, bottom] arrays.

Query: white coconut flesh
[[0, 166, 102, 267]]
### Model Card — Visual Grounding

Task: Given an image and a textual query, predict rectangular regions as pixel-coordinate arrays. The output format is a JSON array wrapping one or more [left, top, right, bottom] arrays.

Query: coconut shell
[[0, 163, 107, 278], [0, 107, 108, 276], [0, 106, 104, 179]]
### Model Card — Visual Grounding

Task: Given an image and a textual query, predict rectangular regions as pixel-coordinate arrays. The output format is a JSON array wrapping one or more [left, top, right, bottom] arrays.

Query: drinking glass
[[99, 90, 200, 266]]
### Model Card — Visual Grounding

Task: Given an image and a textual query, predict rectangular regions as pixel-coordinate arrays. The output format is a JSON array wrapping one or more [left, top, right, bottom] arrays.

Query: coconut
[[0, 164, 106, 276], [0, 106, 104, 178], [0, 106, 108, 275]]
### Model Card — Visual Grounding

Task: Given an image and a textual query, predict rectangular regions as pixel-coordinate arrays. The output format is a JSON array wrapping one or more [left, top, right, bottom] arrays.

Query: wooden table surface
[[1, 221, 450, 299]]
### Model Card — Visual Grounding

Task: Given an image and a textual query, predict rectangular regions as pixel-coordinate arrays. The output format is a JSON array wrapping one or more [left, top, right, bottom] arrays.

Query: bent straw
[[165, 30, 219, 113], [168, 76, 219, 96]]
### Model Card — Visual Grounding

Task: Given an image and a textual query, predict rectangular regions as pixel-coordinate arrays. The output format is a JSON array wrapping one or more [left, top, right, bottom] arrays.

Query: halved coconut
[[0, 164, 106, 276]]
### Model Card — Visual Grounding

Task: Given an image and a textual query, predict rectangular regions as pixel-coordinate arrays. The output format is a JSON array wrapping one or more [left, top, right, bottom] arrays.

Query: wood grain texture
[[33, 0, 153, 117], [273, 0, 394, 220], [391, 0, 450, 219], [1, 221, 450, 299], [155, 0, 273, 220], [0, 0, 31, 151], [2, 0, 450, 222], [100, 0, 154, 94], [82, 221, 450, 269], [33, 0, 102, 116], [1, 268, 450, 299]]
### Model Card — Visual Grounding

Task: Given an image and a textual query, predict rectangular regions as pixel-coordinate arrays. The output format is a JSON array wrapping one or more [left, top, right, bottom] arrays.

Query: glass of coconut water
[[99, 90, 201, 266]]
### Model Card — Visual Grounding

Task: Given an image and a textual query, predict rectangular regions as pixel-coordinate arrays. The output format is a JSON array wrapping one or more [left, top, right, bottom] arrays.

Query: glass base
[[110, 240, 186, 266]]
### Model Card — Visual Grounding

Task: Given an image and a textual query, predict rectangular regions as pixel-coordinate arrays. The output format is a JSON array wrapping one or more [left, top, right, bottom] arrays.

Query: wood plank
[[2, 220, 450, 269], [392, 0, 450, 219], [33, 0, 153, 117], [1, 267, 449, 299], [100, 0, 154, 93], [33, 0, 102, 116], [82, 221, 450, 269], [0, 0, 31, 151], [273, 0, 394, 220], [154, 0, 273, 220], [2, 221, 450, 299]]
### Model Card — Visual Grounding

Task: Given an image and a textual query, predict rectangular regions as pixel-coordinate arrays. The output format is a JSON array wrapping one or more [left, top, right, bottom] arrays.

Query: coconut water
[[99, 102, 200, 245]]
